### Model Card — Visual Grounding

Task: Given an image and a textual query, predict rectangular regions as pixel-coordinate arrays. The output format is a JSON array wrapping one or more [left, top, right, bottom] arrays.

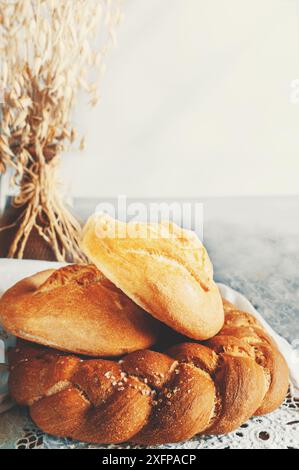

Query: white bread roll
[[0, 264, 158, 356], [82, 215, 224, 339]]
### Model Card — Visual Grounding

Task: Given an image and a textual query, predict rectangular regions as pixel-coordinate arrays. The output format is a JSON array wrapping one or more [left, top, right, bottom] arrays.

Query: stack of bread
[[0, 215, 289, 445]]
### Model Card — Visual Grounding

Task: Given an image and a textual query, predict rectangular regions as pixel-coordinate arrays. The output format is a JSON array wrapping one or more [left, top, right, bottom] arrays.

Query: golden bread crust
[[8, 301, 289, 445], [0, 264, 158, 356], [82, 215, 224, 340]]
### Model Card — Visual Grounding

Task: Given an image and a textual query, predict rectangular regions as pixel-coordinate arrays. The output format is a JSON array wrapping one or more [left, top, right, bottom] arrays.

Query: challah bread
[[8, 301, 289, 445], [82, 214, 224, 340], [0, 264, 158, 357]]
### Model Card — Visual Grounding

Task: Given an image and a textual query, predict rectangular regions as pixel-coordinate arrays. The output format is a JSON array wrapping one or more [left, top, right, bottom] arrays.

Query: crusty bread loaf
[[0, 264, 158, 356], [8, 301, 289, 445], [82, 214, 224, 340]]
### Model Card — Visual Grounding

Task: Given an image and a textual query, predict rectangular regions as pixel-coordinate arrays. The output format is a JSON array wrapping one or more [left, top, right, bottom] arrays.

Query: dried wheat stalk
[[0, 0, 122, 262]]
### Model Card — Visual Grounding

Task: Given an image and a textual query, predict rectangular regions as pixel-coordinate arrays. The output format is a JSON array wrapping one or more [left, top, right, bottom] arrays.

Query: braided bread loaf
[[8, 300, 289, 445]]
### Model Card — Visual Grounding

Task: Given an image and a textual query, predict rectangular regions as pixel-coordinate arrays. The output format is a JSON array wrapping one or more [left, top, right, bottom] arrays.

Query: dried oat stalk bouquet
[[0, 0, 121, 261]]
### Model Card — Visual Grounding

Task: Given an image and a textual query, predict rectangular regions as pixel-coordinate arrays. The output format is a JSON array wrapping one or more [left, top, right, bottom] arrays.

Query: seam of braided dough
[[8, 302, 289, 445]]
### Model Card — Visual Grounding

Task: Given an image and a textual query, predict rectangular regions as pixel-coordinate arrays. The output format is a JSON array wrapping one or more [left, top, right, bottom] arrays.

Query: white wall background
[[61, 0, 299, 198]]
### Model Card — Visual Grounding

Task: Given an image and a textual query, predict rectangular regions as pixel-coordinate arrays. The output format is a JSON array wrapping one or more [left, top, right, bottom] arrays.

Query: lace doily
[[0, 387, 298, 449]]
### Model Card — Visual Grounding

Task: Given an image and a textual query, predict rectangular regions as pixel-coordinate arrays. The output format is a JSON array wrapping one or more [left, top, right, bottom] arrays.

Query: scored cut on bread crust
[[82, 214, 224, 340], [8, 300, 289, 445], [0, 264, 158, 357]]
